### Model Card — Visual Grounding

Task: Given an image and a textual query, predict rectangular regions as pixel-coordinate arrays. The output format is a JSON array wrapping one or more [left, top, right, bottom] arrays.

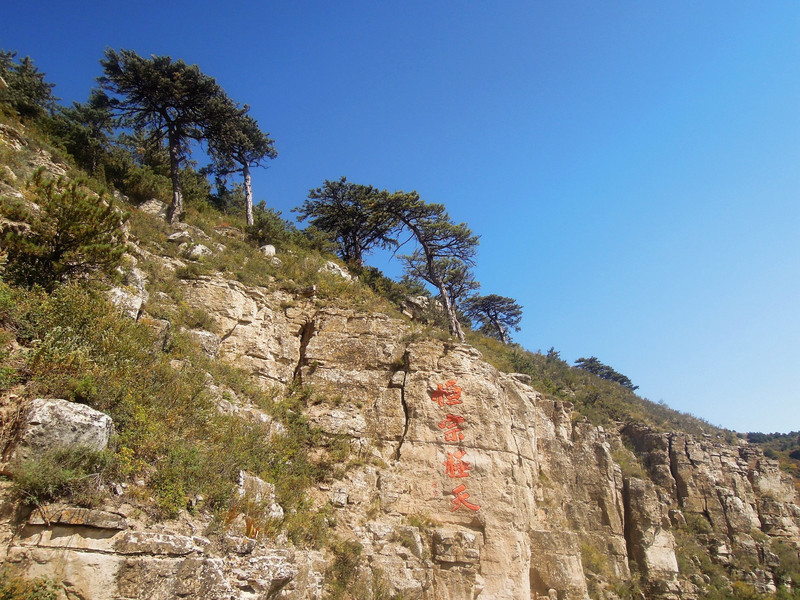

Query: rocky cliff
[[2, 260, 799, 599], [0, 125, 798, 599]]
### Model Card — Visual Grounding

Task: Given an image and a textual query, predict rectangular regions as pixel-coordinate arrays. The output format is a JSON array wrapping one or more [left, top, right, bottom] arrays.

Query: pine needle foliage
[[0, 170, 128, 290]]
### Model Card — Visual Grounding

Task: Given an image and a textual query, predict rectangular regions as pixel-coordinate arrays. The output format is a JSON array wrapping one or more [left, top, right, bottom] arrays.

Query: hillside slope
[[1, 119, 800, 600]]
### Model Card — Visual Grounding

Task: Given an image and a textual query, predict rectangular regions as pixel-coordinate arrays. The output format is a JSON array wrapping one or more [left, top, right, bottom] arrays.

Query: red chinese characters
[[430, 379, 463, 407], [450, 484, 480, 512], [443, 449, 471, 478], [438, 414, 466, 442], [430, 379, 481, 512]]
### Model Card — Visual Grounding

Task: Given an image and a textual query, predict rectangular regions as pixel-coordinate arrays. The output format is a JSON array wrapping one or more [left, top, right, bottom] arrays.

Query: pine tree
[[464, 294, 523, 344], [99, 49, 225, 225], [296, 177, 397, 267], [51, 89, 114, 174], [0, 49, 58, 121], [381, 192, 479, 342], [1, 170, 128, 290], [205, 100, 276, 226]]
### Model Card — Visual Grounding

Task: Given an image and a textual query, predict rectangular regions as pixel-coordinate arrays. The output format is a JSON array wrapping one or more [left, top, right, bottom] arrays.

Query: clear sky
[[3, 1, 798, 433]]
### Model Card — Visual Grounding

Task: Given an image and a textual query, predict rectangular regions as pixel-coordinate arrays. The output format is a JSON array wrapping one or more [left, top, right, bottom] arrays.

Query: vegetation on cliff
[[2, 47, 800, 600]]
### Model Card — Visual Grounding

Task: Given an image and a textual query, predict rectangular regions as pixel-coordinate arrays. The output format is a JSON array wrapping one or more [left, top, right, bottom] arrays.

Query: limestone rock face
[[179, 275, 314, 386], [138, 198, 168, 219], [12, 399, 113, 461], [3, 273, 800, 600], [319, 260, 353, 281], [108, 266, 149, 320], [624, 477, 679, 579]]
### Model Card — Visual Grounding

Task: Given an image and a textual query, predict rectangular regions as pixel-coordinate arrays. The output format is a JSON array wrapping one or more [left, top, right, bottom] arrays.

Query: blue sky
[[3, 1, 799, 432]]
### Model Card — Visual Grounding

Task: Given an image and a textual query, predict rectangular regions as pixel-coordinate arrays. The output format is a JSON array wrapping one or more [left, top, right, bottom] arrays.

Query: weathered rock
[[179, 275, 313, 385], [186, 328, 222, 358], [12, 399, 113, 462], [623, 477, 679, 581], [31, 148, 67, 176], [400, 295, 443, 322], [140, 316, 171, 351], [179, 241, 213, 259], [0, 123, 26, 150], [237, 470, 284, 520], [108, 266, 149, 320], [138, 198, 168, 219], [319, 260, 353, 281], [114, 531, 206, 556], [1, 165, 16, 183], [28, 505, 128, 530], [166, 230, 192, 243]]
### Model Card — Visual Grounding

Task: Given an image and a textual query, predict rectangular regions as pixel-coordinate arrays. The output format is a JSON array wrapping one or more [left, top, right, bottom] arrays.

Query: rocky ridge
[[2, 255, 798, 599], [0, 129, 798, 599]]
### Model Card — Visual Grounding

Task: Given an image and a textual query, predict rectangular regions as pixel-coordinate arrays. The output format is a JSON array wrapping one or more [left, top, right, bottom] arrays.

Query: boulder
[[180, 243, 213, 259], [108, 267, 149, 320], [319, 260, 352, 281], [138, 198, 168, 219], [13, 399, 114, 462], [167, 230, 192, 243], [237, 471, 284, 520], [186, 329, 221, 358]]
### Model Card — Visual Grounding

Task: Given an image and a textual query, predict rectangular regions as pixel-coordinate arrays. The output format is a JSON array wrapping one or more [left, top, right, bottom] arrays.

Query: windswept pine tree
[[296, 177, 397, 268], [205, 100, 276, 226], [464, 294, 523, 344], [382, 192, 479, 342], [99, 49, 226, 225]]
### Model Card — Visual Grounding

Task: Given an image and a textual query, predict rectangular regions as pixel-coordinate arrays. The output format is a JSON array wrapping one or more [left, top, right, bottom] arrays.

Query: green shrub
[[326, 538, 363, 599], [1, 170, 128, 290], [772, 540, 800, 589], [11, 446, 113, 508], [611, 445, 647, 479], [245, 203, 296, 248], [0, 570, 57, 600], [100, 146, 170, 204]]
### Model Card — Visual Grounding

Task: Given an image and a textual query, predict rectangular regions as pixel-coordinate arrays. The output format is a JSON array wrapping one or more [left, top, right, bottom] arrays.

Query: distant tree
[[99, 49, 225, 225], [205, 101, 276, 225], [546, 347, 562, 361], [0, 170, 128, 290], [245, 201, 298, 248], [382, 192, 479, 342], [574, 356, 638, 391], [51, 89, 114, 173], [406, 256, 478, 327], [296, 177, 397, 267], [464, 294, 522, 344], [0, 50, 58, 120]]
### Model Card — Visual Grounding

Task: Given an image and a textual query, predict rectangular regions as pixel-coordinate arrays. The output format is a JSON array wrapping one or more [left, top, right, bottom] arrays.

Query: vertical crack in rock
[[395, 378, 410, 461], [220, 322, 238, 344], [392, 351, 411, 461], [293, 318, 317, 384], [714, 486, 736, 539], [621, 477, 637, 573], [668, 434, 684, 508]]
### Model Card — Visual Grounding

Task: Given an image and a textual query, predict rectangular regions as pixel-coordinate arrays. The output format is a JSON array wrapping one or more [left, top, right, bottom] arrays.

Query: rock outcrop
[[8, 398, 114, 463], [2, 273, 799, 599]]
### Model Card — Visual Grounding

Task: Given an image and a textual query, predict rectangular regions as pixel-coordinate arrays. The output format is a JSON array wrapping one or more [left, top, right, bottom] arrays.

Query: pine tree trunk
[[243, 162, 254, 227], [497, 322, 508, 344], [167, 130, 183, 226], [438, 280, 465, 342]]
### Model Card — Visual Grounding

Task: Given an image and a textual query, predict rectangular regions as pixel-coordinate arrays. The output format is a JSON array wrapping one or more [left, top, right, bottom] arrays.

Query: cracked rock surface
[[2, 272, 799, 599]]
